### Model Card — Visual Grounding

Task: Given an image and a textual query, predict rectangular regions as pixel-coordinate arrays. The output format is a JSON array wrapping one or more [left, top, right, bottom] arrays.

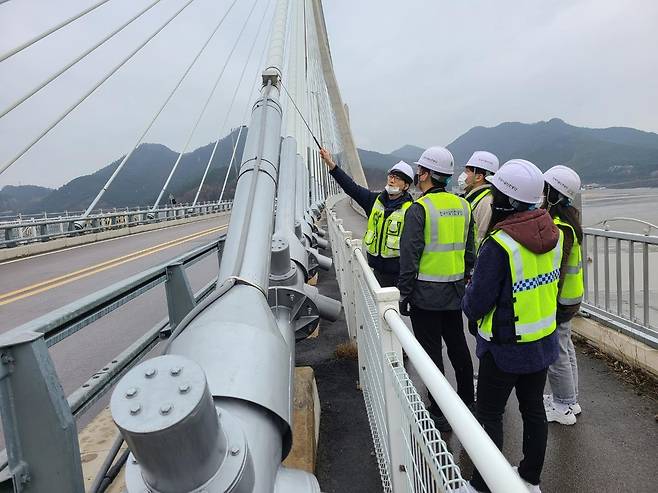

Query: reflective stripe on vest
[[554, 216, 584, 305], [363, 198, 411, 259], [467, 187, 492, 250], [469, 187, 491, 211], [478, 229, 563, 343], [416, 192, 471, 283]]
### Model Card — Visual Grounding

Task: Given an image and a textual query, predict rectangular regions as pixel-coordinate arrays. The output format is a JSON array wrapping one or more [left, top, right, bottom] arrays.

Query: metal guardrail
[[581, 226, 658, 348], [0, 235, 226, 489], [0, 200, 232, 248], [326, 195, 527, 493]]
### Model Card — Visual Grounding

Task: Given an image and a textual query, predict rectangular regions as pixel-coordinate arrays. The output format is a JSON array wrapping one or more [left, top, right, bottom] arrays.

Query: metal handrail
[[585, 217, 658, 235], [0, 200, 232, 248], [383, 309, 526, 493]]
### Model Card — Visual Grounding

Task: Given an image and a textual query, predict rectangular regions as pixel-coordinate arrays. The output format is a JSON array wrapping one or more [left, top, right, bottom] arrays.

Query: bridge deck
[[328, 195, 658, 493]]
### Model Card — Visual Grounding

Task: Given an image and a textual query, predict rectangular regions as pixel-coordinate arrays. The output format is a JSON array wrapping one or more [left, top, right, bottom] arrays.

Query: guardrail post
[[164, 263, 195, 331], [0, 332, 84, 493], [376, 289, 406, 492]]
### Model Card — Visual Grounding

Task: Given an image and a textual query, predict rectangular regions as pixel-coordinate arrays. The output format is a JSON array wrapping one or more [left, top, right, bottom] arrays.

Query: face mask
[[457, 172, 468, 192], [385, 185, 401, 195]]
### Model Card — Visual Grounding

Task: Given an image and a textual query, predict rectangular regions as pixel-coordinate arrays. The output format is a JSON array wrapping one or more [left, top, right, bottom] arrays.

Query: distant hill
[[11, 128, 248, 214], [390, 144, 424, 163], [446, 118, 658, 185], [0, 185, 54, 215], [357, 118, 658, 188], [4, 118, 658, 214]]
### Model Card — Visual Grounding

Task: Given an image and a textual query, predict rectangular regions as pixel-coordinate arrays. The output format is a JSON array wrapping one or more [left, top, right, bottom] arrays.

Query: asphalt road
[[332, 196, 658, 493], [0, 215, 229, 429]]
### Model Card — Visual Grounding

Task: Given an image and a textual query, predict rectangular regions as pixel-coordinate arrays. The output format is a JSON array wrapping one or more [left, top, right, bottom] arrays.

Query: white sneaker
[[512, 467, 542, 493], [571, 402, 582, 415], [546, 403, 577, 425]]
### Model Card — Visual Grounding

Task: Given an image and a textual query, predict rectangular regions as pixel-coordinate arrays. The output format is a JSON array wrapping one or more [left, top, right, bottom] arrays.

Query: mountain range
[[2, 118, 658, 214]]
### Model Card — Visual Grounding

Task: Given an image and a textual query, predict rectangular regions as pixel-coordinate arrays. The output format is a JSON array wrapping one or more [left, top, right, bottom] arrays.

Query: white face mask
[[385, 184, 401, 195], [457, 172, 468, 192]]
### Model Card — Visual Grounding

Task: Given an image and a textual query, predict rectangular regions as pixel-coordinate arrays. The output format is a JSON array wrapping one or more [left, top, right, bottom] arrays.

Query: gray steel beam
[[0, 332, 84, 493]]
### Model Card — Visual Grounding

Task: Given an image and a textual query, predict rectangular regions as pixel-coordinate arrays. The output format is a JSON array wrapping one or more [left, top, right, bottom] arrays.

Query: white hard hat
[[543, 165, 581, 201], [487, 159, 544, 204], [387, 160, 414, 183], [466, 151, 499, 174], [414, 146, 454, 175]]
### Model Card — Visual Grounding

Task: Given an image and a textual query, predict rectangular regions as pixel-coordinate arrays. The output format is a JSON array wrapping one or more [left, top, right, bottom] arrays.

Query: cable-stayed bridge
[[0, 1, 656, 492]]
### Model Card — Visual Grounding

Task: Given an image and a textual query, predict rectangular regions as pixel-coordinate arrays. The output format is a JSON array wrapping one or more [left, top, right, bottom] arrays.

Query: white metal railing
[[0, 200, 232, 248], [326, 194, 527, 493]]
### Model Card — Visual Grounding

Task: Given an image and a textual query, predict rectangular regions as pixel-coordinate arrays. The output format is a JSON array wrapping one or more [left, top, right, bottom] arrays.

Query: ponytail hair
[[544, 184, 583, 242]]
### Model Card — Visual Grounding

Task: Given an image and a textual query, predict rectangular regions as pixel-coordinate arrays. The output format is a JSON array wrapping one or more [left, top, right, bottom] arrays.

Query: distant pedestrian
[[320, 147, 414, 287], [542, 165, 584, 425], [397, 146, 476, 432], [460, 159, 562, 493]]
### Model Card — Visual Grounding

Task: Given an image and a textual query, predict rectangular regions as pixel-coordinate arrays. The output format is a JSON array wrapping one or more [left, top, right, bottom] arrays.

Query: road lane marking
[[0, 216, 229, 266], [0, 225, 226, 306]]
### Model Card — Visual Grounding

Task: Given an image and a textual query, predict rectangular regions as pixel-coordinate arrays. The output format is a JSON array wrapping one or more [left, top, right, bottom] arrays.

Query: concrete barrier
[[0, 212, 229, 262], [573, 315, 658, 378]]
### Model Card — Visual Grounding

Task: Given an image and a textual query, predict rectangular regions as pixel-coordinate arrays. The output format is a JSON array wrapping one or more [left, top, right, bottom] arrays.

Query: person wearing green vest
[[397, 146, 476, 432], [319, 148, 414, 287], [457, 150, 500, 247], [459, 159, 561, 493], [456, 151, 500, 339], [541, 165, 584, 426]]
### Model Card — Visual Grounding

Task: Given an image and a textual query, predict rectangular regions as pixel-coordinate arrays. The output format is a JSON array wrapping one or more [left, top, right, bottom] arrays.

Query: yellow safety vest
[[363, 198, 411, 259], [416, 191, 471, 282], [478, 228, 563, 343], [554, 216, 584, 305]]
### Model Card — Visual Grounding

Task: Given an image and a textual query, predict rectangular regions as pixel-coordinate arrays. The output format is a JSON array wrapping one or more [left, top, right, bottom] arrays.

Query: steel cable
[[0, 0, 113, 62], [79, 0, 240, 217], [151, 0, 264, 210], [0, 0, 198, 178], [216, 13, 273, 203], [0, 0, 164, 119], [191, 0, 274, 206]]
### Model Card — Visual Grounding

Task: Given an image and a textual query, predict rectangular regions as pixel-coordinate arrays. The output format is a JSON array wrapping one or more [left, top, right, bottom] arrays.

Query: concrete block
[[573, 315, 658, 378], [282, 366, 321, 473]]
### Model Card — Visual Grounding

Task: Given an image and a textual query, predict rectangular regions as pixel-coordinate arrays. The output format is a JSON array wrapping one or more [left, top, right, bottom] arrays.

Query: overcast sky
[[1, 0, 657, 188]]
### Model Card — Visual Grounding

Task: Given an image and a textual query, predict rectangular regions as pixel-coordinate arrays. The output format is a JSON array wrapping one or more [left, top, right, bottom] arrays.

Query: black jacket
[[398, 186, 476, 311], [330, 166, 413, 275]]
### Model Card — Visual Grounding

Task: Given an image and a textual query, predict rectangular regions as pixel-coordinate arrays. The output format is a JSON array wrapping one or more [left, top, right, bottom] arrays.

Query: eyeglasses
[[387, 173, 406, 182]]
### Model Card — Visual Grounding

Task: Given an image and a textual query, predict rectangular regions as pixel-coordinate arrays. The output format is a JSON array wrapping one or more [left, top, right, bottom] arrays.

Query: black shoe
[[427, 405, 452, 432]]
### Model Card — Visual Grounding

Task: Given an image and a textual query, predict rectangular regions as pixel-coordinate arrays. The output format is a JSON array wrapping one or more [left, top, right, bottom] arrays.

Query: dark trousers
[[471, 352, 548, 491], [373, 270, 397, 288], [409, 307, 474, 408]]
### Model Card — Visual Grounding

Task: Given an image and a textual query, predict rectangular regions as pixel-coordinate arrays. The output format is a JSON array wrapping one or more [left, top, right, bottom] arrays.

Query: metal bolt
[[230, 447, 240, 456], [170, 366, 182, 376], [129, 404, 141, 415], [125, 387, 138, 398], [178, 384, 190, 394], [160, 404, 173, 415], [144, 368, 156, 378], [288, 294, 295, 302], [307, 306, 312, 315]]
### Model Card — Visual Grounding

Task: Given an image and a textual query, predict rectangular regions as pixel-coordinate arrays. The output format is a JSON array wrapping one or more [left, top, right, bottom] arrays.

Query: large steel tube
[[218, 86, 282, 291]]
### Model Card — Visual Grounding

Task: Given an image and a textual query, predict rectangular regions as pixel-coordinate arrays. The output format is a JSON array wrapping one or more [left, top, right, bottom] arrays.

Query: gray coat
[[398, 187, 476, 311]]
